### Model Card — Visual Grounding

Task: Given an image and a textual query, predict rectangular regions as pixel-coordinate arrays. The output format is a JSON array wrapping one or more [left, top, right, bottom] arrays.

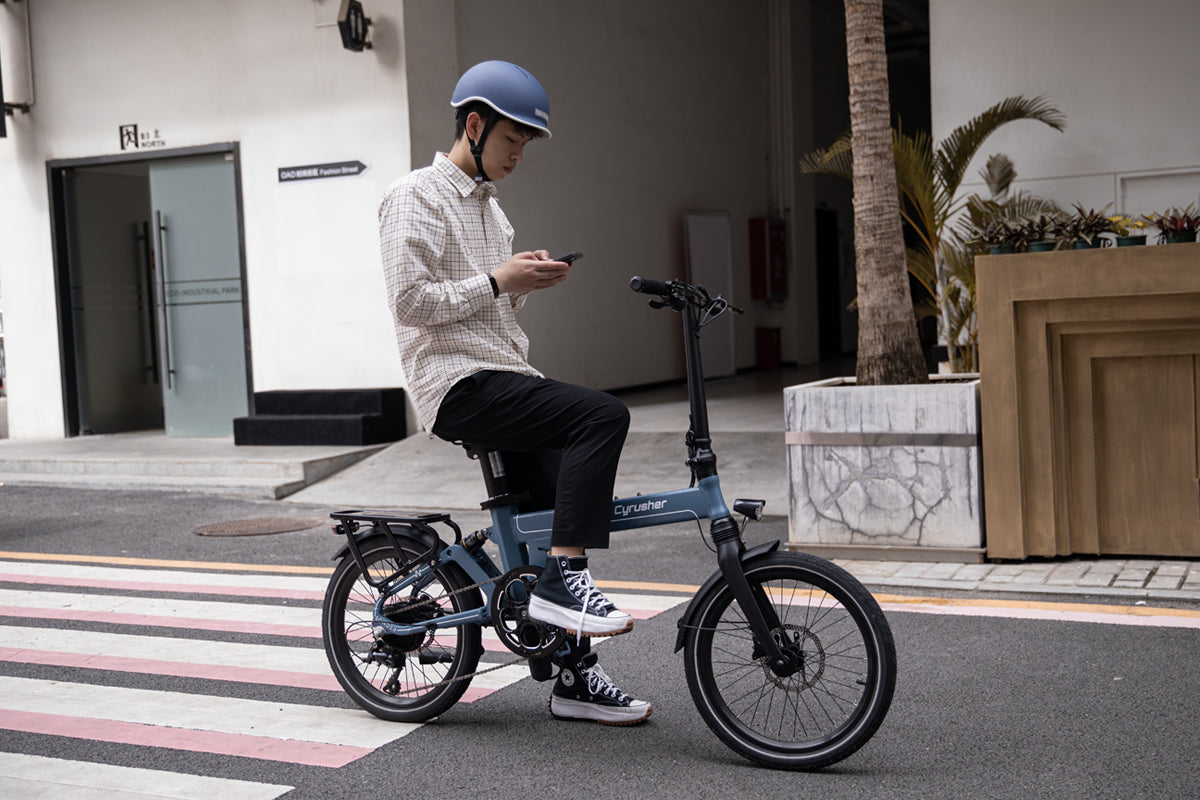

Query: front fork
[[711, 517, 798, 677]]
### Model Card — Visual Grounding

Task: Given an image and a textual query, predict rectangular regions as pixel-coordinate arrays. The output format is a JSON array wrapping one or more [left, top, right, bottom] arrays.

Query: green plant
[[800, 96, 1066, 372], [967, 219, 1016, 251], [1108, 215, 1150, 237], [1021, 212, 1064, 245], [1063, 203, 1114, 246], [1148, 204, 1200, 237]]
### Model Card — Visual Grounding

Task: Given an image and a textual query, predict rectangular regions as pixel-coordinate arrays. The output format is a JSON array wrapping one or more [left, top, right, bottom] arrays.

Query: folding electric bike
[[322, 276, 896, 770]]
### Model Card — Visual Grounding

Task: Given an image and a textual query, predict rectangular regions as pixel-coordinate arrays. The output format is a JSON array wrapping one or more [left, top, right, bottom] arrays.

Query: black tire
[[683, 552, 896, 770], [322, 536, 484, 722]]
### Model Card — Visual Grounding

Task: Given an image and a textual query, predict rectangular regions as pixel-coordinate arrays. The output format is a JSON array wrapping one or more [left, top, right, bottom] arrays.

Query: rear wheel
[[322, 536, 483, 722], [683, 552, 896, 770]]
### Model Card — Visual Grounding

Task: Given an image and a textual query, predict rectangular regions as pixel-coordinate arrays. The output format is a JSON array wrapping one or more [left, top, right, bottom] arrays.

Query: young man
[[379, 60, 651, 725]]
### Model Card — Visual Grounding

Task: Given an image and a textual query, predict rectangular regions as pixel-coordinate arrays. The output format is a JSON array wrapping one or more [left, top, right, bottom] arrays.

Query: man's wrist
[[487, 273, 500, 297]]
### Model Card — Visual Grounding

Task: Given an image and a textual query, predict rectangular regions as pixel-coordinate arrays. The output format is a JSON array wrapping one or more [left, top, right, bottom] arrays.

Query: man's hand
[[491, 250, 570, 295]]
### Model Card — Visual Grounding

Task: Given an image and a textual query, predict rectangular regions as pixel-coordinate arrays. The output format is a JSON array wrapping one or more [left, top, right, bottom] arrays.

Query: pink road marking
[[0, 646, 342, 691], [0, 572, 323, 601], [0, 646, 499, 702], [0, 709, 375, 768], [0, 606, 321, 638]]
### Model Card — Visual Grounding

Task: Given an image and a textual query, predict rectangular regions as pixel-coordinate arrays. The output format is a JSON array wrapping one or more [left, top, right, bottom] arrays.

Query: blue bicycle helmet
[[451, 60, 551, 181]]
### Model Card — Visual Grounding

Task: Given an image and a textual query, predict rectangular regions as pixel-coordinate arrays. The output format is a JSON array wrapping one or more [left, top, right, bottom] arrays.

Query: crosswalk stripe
[[0, 555, 693, 783], [0, 587, 321, 635], [2, 709, 374, 769], [0, 675, 412, 747], [0, 752, 292, 800]]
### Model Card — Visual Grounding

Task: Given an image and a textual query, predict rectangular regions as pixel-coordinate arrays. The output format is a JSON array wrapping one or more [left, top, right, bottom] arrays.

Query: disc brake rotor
[[757, 623, 824, 691], [490, 566, 566, 659]]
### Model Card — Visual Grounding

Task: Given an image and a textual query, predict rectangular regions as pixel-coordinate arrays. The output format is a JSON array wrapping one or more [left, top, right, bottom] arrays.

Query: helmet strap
[[467, 108, 501, 183]]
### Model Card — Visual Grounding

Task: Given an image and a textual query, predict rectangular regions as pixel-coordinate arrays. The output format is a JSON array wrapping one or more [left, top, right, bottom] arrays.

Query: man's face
[[479, 118, 534, 182]]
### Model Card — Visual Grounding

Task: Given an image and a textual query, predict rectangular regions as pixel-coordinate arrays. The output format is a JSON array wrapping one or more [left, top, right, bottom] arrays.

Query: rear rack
[[329, 509, 463, 589]]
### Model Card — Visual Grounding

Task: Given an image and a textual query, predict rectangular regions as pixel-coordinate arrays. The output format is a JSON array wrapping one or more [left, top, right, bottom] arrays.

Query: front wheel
[[322, 536, 483, 723], [683, 552, 896, 770]]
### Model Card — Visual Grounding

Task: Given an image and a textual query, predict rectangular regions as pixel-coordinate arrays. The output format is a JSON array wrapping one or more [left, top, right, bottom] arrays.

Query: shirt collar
[[434, 152, 496, 200]]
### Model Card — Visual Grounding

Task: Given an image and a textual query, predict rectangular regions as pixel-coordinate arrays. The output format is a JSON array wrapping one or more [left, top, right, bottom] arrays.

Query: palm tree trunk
[[845, 0, 927, 385]]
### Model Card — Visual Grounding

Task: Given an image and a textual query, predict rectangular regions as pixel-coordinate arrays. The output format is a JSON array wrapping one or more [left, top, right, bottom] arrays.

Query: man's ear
[[464, 111, 485, 143]]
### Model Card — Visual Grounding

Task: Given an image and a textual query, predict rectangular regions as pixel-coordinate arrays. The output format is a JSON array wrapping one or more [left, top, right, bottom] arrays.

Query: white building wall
[[414, 0, 780, 390], [1, 0, 799, 439], [930, 0, 1200, 216], [0, 0, 412, 438]]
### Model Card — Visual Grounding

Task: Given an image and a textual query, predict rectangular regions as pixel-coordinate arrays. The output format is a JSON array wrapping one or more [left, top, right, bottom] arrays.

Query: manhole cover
[[192, 517, 323, 537]]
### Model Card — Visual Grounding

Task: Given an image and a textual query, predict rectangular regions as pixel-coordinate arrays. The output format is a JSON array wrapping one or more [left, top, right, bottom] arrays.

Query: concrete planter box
[[784, 375, 984, 561]]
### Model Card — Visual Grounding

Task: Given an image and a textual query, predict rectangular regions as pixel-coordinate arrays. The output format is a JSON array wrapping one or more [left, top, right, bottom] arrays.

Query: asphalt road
[[1, 485, 1197, 799]]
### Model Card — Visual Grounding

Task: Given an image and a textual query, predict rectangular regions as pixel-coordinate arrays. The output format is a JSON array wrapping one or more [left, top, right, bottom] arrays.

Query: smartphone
[[552, 251, 583, 266]]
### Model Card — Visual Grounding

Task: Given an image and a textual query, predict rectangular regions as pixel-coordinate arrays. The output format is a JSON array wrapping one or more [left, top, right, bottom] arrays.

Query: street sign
[[277, 161, 368, 183]]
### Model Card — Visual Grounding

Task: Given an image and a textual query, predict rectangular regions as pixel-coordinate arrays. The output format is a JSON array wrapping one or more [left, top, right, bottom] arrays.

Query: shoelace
[[582, 663, 629, 704], [563, 566, 617, 641]]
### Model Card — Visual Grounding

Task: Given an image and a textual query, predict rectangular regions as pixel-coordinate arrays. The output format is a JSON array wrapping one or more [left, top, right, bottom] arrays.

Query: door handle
[[153, 211, 174, 390], [136, 221, 160, 384]]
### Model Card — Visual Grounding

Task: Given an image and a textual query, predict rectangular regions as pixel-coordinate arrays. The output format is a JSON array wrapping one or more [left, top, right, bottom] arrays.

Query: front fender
[[673, 540, 780, 652]]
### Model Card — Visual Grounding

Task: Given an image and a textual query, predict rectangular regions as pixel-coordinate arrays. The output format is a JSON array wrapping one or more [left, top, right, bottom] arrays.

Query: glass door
[[149, 154, 249, 436]]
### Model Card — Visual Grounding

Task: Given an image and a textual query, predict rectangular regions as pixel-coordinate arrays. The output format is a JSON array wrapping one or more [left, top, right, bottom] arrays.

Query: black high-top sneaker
[[528, 555, 633, 637], [550, 651, 652, 726]]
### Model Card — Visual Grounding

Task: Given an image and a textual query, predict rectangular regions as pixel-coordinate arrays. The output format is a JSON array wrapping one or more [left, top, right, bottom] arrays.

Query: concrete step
[[0, 433, 385, 499]]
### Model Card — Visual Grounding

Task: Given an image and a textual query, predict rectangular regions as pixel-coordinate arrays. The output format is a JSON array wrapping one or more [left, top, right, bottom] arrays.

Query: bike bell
[[451, 60, 551, 182]]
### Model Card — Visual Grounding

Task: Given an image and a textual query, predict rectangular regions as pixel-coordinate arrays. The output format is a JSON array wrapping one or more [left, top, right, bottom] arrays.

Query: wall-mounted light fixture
[[338, 0, 372, 52]]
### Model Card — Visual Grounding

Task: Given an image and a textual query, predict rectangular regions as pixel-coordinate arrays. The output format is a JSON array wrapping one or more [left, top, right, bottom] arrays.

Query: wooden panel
[[1093, 355, 1200, 555], [1058, 321, 1200, 554], [977, 243, 1200, 558]]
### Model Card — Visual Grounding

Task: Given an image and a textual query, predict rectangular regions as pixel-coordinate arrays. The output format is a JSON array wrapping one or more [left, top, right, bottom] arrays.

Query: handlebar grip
[[630, 276, 673, 296]]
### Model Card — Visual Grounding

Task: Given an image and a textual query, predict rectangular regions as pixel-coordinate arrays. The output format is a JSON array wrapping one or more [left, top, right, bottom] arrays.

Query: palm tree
[[842, 0, 927, 386], [801, 95, 1066, 372]]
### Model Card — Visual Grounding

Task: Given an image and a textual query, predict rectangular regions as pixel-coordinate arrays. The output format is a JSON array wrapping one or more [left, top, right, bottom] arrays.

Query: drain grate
[[192, 517, 324, 537]]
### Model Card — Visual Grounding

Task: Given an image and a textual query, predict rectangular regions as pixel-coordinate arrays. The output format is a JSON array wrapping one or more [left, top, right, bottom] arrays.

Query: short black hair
[[454, 101, 546, 142]]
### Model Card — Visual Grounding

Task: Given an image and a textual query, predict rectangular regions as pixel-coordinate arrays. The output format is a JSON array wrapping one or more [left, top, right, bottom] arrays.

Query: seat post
[[462, 444, 530, 510]]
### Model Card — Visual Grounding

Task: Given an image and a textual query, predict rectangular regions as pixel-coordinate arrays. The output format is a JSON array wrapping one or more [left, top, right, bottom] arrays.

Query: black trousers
[[432, 371, 630, 550]]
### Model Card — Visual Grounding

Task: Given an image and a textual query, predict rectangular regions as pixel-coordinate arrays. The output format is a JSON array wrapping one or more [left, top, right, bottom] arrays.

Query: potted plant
[[970, 219, 1018, 255], [1108, 214, 1150, 246], [1022, 213, 1063, 252], [1063, 203, 1114, 249], [1148, 204, 1200, 244]]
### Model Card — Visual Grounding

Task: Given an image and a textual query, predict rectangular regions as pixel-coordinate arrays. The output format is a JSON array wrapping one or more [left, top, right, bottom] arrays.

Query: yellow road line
[[1, 552, 1196, 621]]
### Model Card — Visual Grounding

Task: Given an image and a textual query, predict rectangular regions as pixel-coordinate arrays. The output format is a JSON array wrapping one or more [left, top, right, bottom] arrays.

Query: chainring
[[489, 566, 566, 659]]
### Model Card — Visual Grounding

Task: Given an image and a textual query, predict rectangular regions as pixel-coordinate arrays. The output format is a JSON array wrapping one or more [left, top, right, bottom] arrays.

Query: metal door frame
[[47, 142, 253, 436]]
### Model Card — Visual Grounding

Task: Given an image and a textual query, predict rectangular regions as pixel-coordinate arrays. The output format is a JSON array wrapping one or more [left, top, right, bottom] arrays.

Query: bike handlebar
[[629, 275, 744, 315], [629, 275, 672, 296]]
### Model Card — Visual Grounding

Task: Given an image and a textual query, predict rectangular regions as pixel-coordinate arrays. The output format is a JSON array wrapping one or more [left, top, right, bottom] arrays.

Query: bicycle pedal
[[528, 656, 553, 682]]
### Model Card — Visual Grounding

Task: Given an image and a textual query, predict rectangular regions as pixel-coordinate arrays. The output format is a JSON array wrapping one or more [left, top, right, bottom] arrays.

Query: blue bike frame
[[363, 475, 732, 639]]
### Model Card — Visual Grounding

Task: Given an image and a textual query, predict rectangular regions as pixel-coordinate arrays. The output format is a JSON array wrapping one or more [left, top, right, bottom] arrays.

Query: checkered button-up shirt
[[380, 153, 542, 433]]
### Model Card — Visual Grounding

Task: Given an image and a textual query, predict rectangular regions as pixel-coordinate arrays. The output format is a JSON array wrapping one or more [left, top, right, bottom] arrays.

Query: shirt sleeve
[[380, 183, 493, 328]]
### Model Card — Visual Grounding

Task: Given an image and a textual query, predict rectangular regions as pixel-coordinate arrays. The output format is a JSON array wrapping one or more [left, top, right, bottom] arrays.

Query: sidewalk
[[2, 370, 1198, 605], [831, 555, 1200, 604]]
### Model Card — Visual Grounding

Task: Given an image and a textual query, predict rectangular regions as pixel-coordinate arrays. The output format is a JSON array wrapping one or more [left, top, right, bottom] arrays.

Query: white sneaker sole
[[551, 696, 653, 726], [528, 595, 633, 637]]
